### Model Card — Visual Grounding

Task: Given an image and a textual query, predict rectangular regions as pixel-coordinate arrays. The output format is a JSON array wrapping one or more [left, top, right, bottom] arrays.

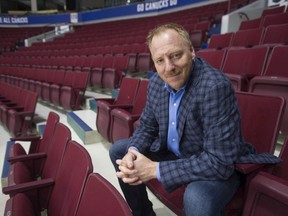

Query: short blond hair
[[146, 23, 192, 49]]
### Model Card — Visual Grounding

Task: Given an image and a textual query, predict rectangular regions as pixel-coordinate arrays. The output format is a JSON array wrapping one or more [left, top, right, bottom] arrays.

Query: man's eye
[[156, 59, 164, 65], [172, 53, 182, 60]]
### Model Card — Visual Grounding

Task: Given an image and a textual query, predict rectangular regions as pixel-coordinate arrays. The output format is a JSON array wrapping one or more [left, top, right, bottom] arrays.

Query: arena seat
[[8, 112, 60, 177], [242, 137, 288, 216], [6, 89, 38, 136], [261, 13, 288, 28], [249, 45, 288, 137], [239, 18, 261, 30], [135, 52, 153, 74], [59, 71, 89, 110], [208, 32, 234, 49], [231, 28, 264, 48], [3, 123, 72, 210], [96, 77, 140, 141], [261, 23, 288, 45], [3, 140, 93, 216], [222, 46, 269, 78], [110, 79, 149, 143], [197, 48, 227, 70], [76, 173, 132, 216], [101, 55, 128, 90], [49, 70, 66, 105]]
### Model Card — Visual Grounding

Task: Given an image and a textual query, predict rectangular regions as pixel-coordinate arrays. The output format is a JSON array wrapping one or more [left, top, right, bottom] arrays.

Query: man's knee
[[183, 181, 222, 216], [109, 139, 129, 162]]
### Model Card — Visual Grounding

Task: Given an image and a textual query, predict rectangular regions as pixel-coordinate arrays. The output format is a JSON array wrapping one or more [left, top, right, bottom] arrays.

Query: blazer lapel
[[177, 60, 202, 140], [158, 87, 169, 145]]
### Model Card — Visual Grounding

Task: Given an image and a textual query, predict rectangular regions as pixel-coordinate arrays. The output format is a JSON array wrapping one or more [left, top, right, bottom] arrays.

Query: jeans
[[109, 139, 240, 216]]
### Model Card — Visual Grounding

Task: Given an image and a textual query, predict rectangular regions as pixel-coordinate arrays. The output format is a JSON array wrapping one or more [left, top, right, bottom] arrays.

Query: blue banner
[[0, 0, 215, 26]]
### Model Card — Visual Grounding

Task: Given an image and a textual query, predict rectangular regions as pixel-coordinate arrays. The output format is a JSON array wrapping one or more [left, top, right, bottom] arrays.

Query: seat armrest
[[7, 152, 47, 163], [2, 178, 54, 196], [109, 104, 133, 109], [10, 135, 41, 142], [235, 163, 275, 175]]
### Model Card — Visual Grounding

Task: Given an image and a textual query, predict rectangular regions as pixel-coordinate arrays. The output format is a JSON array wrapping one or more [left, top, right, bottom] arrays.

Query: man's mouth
[[166, 71, 181, 79]]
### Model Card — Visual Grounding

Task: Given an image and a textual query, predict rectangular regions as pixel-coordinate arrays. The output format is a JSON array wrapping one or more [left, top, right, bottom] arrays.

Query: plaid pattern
[[129, 57, 279, 192]]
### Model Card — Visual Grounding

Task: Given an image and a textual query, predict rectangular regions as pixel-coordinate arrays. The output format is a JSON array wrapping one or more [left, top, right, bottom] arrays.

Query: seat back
[[37, 112, 60, 153], [261, 13, 288, 28], [264, 45, 288, 77], [261, 23, 288, 45], [208, 32, 234, 49], [4, 193, 37, 216], [60, 71, 89, 109], [48, 140, 93, 216], [239, 18, 261, 30], [41, 123, 71, 179], [76, 173, 132, 216], [115, 77, 141, 105], [232, 28, 264, 48], [136, 53, 153, 73], [249, 45, 288, 136], [131, 79, 149, 115], [222, 46, 269, 78], [197, 49, 227, 70], [102, 56, 127, 89], [248, 76, 288, 137], [22, 89, 38, 113], [262, 5, 286, 17], [190, 30, 203, 50], [236, 92, 285, 153]]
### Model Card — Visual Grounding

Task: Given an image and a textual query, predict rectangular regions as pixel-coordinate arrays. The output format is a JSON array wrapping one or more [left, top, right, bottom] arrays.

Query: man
[[109, 23, 279, 216]]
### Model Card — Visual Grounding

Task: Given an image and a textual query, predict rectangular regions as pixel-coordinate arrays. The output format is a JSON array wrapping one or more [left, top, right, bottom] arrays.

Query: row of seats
[[2, 0, 248, 57], [0, 67, 89, 110], [0, 82, 38, 136], [208, 23, 288, 49], [3, 42, 150, 59], [96, 77, 149, 143], [197, 44, 288, 137], [0, 26, 53, 53], [146, 92, 287, 216], [0, 52, 153, 88], [240, 8, 288, 30], [2, 111, 132, 216]]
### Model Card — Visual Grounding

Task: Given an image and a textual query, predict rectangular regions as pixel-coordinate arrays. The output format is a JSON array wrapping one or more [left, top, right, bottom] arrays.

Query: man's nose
[[165, 59, 175, 71]]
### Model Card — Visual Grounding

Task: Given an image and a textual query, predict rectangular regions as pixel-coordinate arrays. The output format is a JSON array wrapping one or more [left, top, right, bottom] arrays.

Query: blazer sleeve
[[127, 76, 163, 152]]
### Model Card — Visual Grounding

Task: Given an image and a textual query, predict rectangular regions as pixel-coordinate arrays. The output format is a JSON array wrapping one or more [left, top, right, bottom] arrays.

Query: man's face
[[150, 29, 195, 91]]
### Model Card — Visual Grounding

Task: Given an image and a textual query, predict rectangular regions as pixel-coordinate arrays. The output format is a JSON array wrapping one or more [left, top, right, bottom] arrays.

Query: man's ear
[[191, 46, 196, 59]]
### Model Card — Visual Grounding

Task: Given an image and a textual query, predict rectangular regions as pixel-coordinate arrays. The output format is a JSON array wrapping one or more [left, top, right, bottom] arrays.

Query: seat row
[[208, 23, 288, 49], [2, 111, 132, 216], [0, 82, 38, 136], [146, 92, 288, 216], [96, 77, 149, 143], [239, 9, 288, 30], [0, 52, 154, 87], [197, 44, 288, 137], [0, 67, 89, 110]]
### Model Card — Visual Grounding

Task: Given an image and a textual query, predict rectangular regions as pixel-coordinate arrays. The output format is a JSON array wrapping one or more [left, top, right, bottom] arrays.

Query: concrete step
[[67, 110, 104, 145]]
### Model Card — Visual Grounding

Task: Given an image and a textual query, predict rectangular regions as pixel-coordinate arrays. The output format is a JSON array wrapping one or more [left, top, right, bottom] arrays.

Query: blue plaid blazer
[[129, 57, 279, 192]]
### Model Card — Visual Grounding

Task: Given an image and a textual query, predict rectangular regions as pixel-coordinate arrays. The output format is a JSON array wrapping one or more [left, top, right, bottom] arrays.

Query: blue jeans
[[109, 139, 240, 216]]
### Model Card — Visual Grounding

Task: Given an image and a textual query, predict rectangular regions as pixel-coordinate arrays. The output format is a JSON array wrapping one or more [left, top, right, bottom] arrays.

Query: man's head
[[147, 23, 195, 91]]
